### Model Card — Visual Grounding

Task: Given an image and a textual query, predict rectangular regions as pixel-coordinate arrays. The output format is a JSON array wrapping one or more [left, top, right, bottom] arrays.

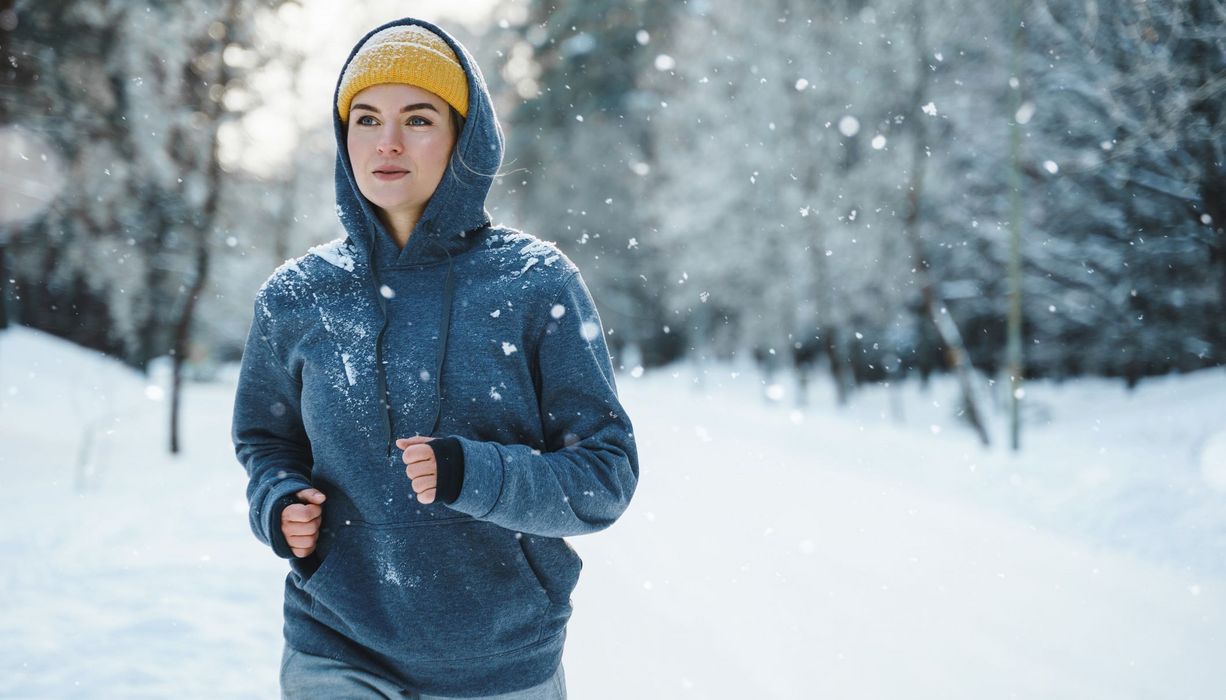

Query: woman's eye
[[407, 115, 432, 127], [355, 115, 378, 126]]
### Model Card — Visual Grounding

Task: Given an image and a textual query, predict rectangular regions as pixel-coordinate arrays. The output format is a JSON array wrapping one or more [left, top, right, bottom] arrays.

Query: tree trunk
[[904, 0, 991, 446], [170, 229, 211, 454], [169, 0, 235, 453], [0, 244, 8, 330], [1005, 0, 1026, 450], [822, 328, 852, 406]]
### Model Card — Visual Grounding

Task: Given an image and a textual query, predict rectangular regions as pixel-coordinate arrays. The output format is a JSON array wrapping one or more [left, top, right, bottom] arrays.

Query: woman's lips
[[373, 169, 408, 181]]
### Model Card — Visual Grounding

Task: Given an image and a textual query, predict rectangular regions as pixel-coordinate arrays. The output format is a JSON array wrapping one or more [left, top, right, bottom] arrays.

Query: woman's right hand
[[281, 488, 327, 558]]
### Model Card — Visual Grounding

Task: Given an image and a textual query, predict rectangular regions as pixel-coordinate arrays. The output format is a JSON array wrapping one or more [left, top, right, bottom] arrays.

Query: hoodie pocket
[[306, 519, 552, 662], [517, 534, 583, 605], [300, 538, 347, 597]]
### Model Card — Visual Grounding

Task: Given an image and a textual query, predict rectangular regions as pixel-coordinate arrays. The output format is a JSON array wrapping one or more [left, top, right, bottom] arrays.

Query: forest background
[[1, 0, 1223, 443]]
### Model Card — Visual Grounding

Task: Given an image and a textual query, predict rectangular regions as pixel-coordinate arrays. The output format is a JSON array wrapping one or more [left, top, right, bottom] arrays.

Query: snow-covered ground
[[2, 326, 1223, 699]]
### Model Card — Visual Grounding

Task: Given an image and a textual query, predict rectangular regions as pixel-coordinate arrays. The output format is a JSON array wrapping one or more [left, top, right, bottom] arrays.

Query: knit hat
[[336, 25, 469, 123]]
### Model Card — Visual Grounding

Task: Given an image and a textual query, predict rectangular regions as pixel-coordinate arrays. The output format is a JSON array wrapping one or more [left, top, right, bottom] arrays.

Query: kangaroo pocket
[[303, 518, 552, 662]]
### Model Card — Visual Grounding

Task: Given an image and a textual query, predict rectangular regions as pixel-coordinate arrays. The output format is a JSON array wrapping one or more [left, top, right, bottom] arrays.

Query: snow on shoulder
[[491, 229, 566, 279], [272, 256, 303, 277], [257, 244, 336, 313], [308, 236, 358, 272]]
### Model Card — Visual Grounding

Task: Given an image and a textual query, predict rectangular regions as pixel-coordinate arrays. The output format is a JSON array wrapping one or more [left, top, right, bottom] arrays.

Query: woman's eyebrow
[[350, 102, 441, 114]]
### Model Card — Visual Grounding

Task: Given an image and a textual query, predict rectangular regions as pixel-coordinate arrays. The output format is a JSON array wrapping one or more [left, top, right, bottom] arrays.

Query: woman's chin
[[364, 194, 422, 214]]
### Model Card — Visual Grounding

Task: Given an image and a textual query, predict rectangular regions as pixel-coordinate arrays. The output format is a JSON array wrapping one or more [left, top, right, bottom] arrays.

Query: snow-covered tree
[[2, 0, 299, 451], [1025, 0, 1226, 380], [493, 0, 683, 365], [2, 0, 295, 370]]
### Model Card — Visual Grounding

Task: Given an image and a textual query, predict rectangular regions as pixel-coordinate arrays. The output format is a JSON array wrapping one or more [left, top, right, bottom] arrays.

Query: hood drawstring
[[366, 223, 395, 459], [367, 222, 456, 457], [426, 235, 455, 437]]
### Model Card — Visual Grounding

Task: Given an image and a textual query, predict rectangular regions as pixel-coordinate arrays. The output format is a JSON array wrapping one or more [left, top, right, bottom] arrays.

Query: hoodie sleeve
[[232, 307, 315, 559], [444, 270, 638, 537]]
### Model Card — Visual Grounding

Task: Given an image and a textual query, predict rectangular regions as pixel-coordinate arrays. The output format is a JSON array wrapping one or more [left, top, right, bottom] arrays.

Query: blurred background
[[2, 0, 1225, 698]]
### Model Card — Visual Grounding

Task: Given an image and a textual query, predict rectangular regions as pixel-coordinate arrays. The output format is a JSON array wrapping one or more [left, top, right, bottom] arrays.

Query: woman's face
[[346, 83, 457, 220]]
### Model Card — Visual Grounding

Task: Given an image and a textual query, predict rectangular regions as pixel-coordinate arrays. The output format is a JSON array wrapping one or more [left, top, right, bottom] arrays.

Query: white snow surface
[[2, 325, 1224, 698], [1201, 430, 1226, 493]]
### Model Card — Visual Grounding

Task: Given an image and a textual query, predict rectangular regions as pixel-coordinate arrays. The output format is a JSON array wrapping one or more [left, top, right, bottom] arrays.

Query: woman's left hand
[[397, 435, 438, 504]]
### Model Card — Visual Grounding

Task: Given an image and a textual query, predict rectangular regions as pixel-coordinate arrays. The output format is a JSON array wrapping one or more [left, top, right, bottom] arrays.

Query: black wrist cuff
[[429, 437, 465, 505]]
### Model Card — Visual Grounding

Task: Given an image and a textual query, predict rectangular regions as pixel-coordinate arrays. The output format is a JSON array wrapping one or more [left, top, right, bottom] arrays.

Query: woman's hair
[[449, 106, 465, 142]]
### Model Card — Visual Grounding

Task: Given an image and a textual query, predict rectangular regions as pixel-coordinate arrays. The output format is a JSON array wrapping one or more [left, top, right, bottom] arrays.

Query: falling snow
[[580, 321, 599, 341]]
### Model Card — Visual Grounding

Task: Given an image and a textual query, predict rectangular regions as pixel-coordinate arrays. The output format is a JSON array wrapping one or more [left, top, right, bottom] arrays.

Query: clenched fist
[[281, 487, 326, 558], [397, 435, 438, 504]]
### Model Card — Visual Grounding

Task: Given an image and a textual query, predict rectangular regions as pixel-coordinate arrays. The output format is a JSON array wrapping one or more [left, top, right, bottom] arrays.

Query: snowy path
[[1, 328, 1222, 698], [568, 372, 1224, 698]]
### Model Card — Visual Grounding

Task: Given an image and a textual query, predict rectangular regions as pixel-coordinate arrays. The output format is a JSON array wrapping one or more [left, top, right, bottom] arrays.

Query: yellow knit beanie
[[336, 25, 469, 123]]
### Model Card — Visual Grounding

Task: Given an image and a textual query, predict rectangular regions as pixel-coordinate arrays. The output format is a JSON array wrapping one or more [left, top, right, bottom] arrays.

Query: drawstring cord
[[365, 221, 460, 453], [426, 236, 454, 437]]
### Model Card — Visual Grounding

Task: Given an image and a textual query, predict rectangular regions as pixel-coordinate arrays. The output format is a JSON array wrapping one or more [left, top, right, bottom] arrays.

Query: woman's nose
[[377, 127, 403, 155]]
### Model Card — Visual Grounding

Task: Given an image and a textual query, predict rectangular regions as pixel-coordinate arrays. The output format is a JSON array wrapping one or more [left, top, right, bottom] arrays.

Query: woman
[[232, 18, 639, 699]]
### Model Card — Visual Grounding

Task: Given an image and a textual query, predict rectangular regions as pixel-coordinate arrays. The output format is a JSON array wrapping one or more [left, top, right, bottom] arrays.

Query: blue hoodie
[[231, 18, 638, 696]]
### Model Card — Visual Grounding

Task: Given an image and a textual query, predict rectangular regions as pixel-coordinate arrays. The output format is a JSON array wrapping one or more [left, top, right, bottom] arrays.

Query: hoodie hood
[[325, 18, 504, 448], [332, 18, 504, 267]]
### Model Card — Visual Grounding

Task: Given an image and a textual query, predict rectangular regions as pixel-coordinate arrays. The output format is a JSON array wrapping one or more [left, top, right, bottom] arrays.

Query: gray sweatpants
[[279, 645, 568, 700]]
